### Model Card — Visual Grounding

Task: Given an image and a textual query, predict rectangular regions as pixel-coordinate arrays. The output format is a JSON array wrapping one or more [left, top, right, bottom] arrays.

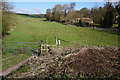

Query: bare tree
[[62, 4, 68, 18], [69, 2, 75, 12], [66, 2, 76, 23], [2, 1, 15, 36]]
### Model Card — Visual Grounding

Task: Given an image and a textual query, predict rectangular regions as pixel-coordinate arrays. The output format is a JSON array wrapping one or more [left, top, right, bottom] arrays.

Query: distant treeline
[[46, 1, 120, 28], [29, 14, 45, 18], [16, 13, 45, 18]]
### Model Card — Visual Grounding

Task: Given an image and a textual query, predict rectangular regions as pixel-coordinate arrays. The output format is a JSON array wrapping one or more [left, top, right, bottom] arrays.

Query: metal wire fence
[[2, 41, 41, 55]]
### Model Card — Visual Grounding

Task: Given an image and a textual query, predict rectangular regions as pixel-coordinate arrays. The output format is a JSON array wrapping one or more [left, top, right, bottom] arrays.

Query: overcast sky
[[12, 2, 107, 14]]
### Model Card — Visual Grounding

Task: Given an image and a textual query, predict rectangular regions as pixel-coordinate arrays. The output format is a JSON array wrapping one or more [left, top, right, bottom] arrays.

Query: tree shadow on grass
[[42, 20, 47, 21], [90, 28, 119, 35], [57, 38, 70, 43]]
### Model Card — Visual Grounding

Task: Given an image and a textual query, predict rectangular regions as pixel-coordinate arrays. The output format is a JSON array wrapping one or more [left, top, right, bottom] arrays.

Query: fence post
[[41, 44, 42, 54], [40, 40, 43, 55], [21, 42, 23, 52], [46, 36, 48, 54], [56, 37, 58, 48], [58, 40, 60, 48]]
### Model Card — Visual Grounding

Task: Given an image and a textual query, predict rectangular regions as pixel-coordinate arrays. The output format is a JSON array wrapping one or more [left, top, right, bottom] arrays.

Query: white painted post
[[58, 40, 60, 48], [56, 37, 58, 48]]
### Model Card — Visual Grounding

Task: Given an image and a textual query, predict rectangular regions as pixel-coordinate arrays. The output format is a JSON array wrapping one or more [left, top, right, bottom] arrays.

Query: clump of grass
[[17, 65, 30, 73]]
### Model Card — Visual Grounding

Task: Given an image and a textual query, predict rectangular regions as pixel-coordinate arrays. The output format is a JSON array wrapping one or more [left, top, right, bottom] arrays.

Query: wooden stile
[[40, 36, 60, 55]]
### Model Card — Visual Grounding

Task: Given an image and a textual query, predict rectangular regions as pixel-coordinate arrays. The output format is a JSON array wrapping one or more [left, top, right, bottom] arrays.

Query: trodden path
[[2, 54, 17, 61], [2, 56, 33, 77]]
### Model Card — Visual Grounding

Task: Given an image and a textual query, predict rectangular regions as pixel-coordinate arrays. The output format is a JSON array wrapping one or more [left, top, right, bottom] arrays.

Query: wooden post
[[41, 44, 42, 54], [40, 40, 43, 55], [58, 40, 60, 48], [21, 42, 23, 52], [56, 37, 58, 48], [46, 36, 48, 54], [41, 42, 43, 55]]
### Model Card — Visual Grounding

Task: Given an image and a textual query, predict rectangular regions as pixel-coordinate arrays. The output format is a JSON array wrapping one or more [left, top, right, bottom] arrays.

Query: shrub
[[2, 2, 16, 36]]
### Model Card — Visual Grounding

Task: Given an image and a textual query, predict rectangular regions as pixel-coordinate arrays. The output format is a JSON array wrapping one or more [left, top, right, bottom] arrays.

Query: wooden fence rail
[[40, 37, 60, 54]]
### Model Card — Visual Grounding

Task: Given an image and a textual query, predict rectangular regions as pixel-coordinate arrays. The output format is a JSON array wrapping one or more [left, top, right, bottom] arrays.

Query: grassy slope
[[2, 54, 30, 71], [3, 14, 118, 47], [2, 14, 118, 72]]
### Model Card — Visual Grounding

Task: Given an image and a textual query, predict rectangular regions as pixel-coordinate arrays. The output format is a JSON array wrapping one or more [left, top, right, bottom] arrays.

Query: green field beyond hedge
[[3, 14, 118, 47]]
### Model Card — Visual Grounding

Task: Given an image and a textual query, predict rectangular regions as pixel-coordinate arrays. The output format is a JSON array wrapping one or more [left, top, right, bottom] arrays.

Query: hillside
[[2, 14, 119, 79], [3, 14, 118, 47]]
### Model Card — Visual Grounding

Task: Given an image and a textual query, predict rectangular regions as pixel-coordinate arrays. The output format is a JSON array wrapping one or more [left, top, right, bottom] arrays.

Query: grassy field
[[2, 14, 119, 78], [3, 14, 118, 47], [2, 14, 118, 74], [2, 54, 30, 71]]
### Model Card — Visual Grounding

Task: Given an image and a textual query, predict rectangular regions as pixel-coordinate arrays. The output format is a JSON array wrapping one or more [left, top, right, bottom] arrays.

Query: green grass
[[2, 52, 13, 59], [3, 14, 118, 47], [2, 54, 31, 71]]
